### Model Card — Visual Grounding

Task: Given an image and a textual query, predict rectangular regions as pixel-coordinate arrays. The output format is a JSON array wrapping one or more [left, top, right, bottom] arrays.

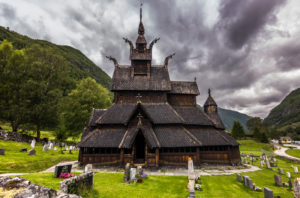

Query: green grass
[[238, 140, 274, 155], [0, 140, 78, 173], [286, 149, 300, 158], [21, 172, 193, 198]]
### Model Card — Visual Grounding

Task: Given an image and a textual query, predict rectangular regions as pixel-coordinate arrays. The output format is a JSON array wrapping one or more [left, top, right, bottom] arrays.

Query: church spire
[[138, 3, 145, 35]]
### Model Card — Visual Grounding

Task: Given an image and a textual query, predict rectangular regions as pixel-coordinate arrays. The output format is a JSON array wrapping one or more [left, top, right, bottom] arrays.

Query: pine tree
[[231, 121, 245, 139]]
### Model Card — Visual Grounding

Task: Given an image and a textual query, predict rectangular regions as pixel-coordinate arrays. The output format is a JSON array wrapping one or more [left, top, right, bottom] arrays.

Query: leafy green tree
[[0, 40, 27, 131], [60, 77, 111, 138], [246, 117, 262, 131], [260, 132, 268, 143], [253, 127, 261, 141], [231, 121, 245, 139], [23, 45, 69, 140]]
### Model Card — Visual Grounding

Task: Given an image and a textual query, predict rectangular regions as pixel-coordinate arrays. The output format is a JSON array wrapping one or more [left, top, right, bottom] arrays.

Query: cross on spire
[[136, 93, 142, 103], [140, 3, 143, 22], [208, 88, 211, 96]]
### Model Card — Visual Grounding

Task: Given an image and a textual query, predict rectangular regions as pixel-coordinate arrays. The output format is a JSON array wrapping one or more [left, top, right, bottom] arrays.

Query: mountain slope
[[0, 26, 111, 89], [264, 88, 300, 128], [198, 105, 251, 132], [218, 107, 251, 132]]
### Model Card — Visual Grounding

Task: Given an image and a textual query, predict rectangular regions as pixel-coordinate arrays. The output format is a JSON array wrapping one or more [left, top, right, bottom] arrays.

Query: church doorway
[[134, 131, 145, 163]]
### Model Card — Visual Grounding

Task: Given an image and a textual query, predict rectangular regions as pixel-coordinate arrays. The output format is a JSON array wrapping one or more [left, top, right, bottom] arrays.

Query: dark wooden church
[[78, 7, 240, 167]]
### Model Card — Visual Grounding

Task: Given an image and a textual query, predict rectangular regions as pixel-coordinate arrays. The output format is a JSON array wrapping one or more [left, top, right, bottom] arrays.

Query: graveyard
[[1, 137, 300, 197]]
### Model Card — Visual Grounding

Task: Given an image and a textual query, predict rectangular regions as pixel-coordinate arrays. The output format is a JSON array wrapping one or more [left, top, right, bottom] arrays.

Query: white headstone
[[295, 167, 299, 174], [85, 164, 93, 173], [65, 145, 68, 151], [43, 144, 48, 151], [130, 168, 136, 180], [48, 143, 53, 150], [54, 147, 57, 151], [260, 160, 264, 167], [188, 158, 195, 180], [30, 139, 36, 149], [287, 172, 291, 178], [70, 146, 73, 150]]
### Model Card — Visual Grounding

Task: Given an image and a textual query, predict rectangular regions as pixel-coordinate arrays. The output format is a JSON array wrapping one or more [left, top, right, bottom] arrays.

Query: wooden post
[[155, 148, 159, 168], [120, 149, 124, 166], [196, 147, 200, 165], [78, 148, 83, 164], [145, 145, 148, 168], [132, 146, 135, 165]]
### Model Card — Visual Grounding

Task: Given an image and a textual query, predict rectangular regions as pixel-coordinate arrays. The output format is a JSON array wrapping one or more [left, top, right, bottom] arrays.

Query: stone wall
[[0, 130, 34, 143], [60, 172, 94, 195]]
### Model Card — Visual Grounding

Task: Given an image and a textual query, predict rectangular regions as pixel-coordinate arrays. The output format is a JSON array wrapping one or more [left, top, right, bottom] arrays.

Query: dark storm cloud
[[0, 3, 16, 20], [219, 0, 286, 49]]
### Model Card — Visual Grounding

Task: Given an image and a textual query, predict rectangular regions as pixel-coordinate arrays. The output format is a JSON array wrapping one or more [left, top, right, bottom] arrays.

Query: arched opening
[[134, 130, 145, 162]]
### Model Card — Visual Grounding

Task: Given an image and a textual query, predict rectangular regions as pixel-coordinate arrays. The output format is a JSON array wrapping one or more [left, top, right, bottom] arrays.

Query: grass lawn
[[0, 140, 78, 173], [238, 140, 274, 155], [286, 149, 300, 158]]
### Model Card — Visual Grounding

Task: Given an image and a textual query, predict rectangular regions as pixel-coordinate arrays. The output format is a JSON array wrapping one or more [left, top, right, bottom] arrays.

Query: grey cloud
[[0, 3, 16, 20]]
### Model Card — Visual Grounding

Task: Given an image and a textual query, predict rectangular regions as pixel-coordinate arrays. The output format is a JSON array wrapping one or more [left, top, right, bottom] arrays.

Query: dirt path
[[274, 144, 300, 162]]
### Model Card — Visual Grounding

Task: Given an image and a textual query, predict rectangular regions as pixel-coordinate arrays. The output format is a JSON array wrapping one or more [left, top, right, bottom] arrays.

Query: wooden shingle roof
[[173, 106, 214, 126], [88, 109, 107, 127], [170, 81, 200, 95], [110, 66, 171, 91]]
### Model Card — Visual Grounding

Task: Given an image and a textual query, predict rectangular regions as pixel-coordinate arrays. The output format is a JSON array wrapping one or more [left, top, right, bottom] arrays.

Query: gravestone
[[85, 164, 92, 173], [0, 148, 5, 155], [294, 178, 300, 197], [243, 176, 249, 186], [68, 149, 72, 154], [288, 178, 293, 189], [48, 143, 53, 150], [65, 145, 69, 151], [247, 178, 254, 189], [188, 158, 195, 180], [130, 168, 136, 181], [43, 145, 48, 151], [260, 160, 264, 167], [264, 187, 273, 198], [274, 175, 283, 186], [278, 168, 284, 175], [20, 148, 27, 152], [265, 158, 271, 169], [295, 166, 299, 174], [123, 163, 131, 183], [54, 164, 72, 178], [30, 139, 36, 149], [236, 174, 242, 182], [137, 166, 143, 176], [54, 147, 57, 151], [28, 149, 36, 155], [287, 172, 291, 178]]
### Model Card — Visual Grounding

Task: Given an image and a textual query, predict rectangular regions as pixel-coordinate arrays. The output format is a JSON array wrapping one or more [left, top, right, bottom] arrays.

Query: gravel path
[[274, 144, 300, 162]]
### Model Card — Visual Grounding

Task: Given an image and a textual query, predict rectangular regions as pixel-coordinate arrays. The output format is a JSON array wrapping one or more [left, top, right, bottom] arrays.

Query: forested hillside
[[264, 88, 300, 128], [0, 26, 111, 88]]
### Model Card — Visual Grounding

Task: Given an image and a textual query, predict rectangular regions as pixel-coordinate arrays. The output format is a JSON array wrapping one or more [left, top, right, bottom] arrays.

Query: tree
[[60, 77, 111, 138], [253, 127, 261, 141], [246, 117, 262, 131], [0, 40, 27, 131], [260, 132, 268, 143], [23, 45, 69, 140], [231, 121, 245, 139]]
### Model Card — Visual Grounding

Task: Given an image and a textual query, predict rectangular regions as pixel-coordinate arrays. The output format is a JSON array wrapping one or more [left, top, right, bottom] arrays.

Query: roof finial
[[140, 3, 143, 22], [208, 88, 211, 96]]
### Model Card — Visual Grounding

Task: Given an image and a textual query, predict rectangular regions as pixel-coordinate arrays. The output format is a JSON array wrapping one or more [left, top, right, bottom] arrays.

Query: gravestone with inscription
[[295, 166, 299, 174], [0, 148, 5, 155], [54, 164, 72, 178], [264, 187, 273, 198], [30, 139, 36, 149], [274, 175, 283, 186], [278, 168, 284, 175]]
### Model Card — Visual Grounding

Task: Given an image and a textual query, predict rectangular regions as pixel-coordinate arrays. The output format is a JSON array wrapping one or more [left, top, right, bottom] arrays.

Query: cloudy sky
[[1, 0, 300, 118]]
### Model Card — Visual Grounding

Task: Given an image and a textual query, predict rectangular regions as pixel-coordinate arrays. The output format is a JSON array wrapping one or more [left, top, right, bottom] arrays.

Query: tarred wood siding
[[167, 94, 196, 106], [114, 91, 167, 104]]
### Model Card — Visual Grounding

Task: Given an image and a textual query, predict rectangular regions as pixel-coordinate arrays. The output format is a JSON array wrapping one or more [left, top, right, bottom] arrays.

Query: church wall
[[114, 91, 167, 103], [167, 94, 196, 106]]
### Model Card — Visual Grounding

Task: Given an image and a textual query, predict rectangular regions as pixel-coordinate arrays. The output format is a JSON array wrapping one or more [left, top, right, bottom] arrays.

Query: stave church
[[78, 6, 241, 167]]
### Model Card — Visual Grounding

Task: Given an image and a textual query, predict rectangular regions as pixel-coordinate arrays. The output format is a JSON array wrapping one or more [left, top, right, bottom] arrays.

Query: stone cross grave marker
[[54, 164, 72, 178], [278, 168, 284, 175], [264, 187, 273, 198], [85, 164, 92, 173], [30, 139, 36, 149], [28, 149, 36, 155], [124, 163, 131, 183], [274, 175, 283, 186], [130, 168, 136, 181], [287, 172, 291, 178], [0, 148, 5, 155], [295, 166, 299, 174]]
